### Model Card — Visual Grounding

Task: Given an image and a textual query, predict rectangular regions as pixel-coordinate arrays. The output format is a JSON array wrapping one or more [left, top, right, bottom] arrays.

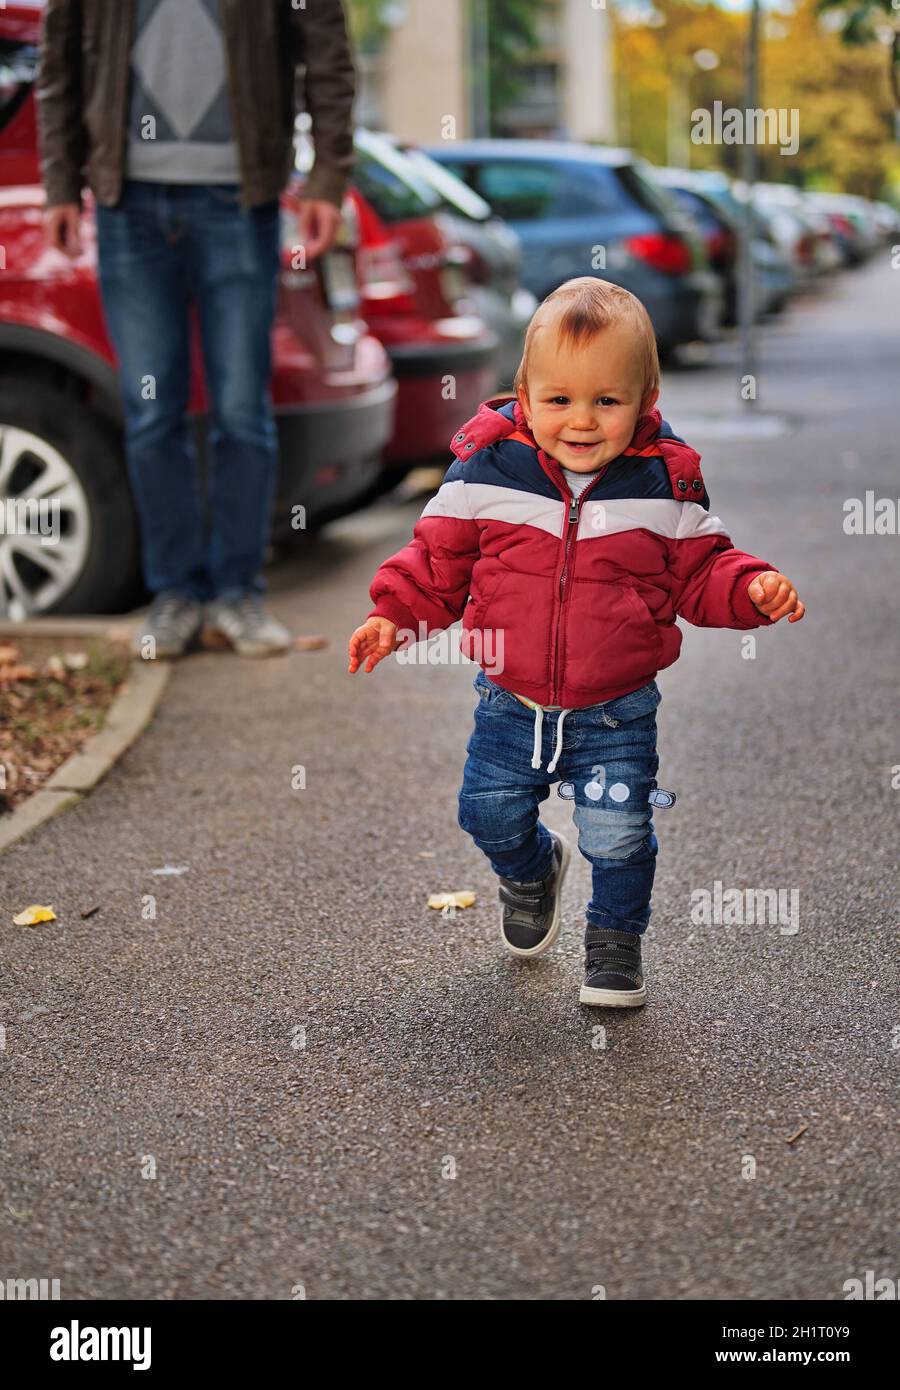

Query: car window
[[351, 148, 440, 223], [400, 148, 491, 222], [0, 39, 39, 136], [471, 162, 560, 221], [558, 163, 625, 215], [668, 186, 720, 233], [617, 161, 680, 223]]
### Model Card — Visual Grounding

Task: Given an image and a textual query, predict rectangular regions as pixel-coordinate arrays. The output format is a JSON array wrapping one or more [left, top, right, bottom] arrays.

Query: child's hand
[[348, 617, 400, 673], [747, 571, 806, 623]]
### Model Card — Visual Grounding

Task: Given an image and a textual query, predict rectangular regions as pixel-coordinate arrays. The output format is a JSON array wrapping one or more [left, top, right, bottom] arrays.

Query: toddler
[[348, 277, 804, 1007]]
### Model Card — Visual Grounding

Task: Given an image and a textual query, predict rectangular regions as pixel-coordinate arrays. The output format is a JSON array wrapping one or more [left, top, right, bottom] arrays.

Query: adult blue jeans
[[96, 181, 281, 602], [458, 670, 661, 935]]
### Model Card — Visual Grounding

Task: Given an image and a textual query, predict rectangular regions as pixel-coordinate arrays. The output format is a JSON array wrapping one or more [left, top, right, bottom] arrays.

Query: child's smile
[[517, 321, 659, 471]]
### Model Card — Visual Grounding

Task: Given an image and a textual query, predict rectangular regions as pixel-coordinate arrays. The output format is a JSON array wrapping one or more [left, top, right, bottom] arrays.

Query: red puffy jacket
[[367, 395, 776, 709]]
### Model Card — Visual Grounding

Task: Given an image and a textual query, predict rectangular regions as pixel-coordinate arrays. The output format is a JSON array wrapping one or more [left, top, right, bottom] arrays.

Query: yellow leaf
[[427, 891, 476, 911], [12, 904, 56, 926]]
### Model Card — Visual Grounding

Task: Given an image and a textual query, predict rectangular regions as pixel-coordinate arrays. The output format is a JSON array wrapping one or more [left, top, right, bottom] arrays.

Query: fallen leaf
[[0, 644, 20, 665], [427, 891, 476, 911], [63, 651, 89, 671], [79, 904, 101, 920], [44, 654, 67, 681], [0, 665, 37, 683], [12, 904, 56, 926]]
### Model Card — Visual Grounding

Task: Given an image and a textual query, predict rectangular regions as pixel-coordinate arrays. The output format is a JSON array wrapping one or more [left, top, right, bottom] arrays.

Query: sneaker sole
[[500, 831, 571, 959], [579, 982, 647, 1008], [201, 625, 290, 658]]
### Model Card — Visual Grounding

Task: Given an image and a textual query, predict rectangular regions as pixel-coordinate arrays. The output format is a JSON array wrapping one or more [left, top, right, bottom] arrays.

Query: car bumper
[[386, 328, 500, 379], [648, 271, 723, 349], [272, 375, 398, 528]]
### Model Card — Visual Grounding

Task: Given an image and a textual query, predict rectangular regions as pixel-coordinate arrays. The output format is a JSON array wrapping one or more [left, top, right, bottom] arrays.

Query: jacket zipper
[[549, 468, 609, 706]]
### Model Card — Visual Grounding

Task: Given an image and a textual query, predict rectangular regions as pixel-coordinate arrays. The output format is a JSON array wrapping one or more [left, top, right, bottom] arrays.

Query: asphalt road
[[1, 257, 898, 1301]]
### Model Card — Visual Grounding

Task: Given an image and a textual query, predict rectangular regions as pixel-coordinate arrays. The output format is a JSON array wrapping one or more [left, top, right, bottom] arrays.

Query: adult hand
[[44, 203, 82, 258], [295, 199, 342, 264]]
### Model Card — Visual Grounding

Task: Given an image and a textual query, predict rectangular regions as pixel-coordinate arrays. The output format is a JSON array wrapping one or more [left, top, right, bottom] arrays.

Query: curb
[[0, 652, 171, 856]]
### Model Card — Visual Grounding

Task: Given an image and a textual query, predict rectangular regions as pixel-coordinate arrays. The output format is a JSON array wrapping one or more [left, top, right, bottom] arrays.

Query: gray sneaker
[[131, 592, 203, 660], [204, 592, 291, 656], [498, 829, 570, 958]]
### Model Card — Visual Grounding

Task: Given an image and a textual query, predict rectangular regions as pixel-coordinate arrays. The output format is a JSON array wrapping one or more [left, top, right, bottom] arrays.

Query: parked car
[[803, 191, 885, 265], [303, 126, 500, 470], [750, 182, 843, 278], [652, 167, 794, 320], [871, 200, 900, 240], [383, 136, 537, 386], [0, 4, 396, 616], [739, 193, 820, 289], [421, 138, 723, 356]]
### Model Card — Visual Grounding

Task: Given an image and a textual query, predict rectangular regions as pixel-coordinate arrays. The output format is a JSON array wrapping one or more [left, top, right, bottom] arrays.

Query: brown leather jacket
[[36, 0, 356, 209]]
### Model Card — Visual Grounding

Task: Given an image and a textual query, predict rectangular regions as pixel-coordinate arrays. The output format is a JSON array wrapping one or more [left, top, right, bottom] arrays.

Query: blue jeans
[[458, 670, 661, 935], [96, 181, 281, 602]]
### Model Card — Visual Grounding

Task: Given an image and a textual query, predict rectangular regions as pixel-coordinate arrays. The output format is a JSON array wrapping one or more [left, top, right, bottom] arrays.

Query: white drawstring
[[547, 709, 569, 774], [530, 704, 544, 769], [530, 703, 571, 774]]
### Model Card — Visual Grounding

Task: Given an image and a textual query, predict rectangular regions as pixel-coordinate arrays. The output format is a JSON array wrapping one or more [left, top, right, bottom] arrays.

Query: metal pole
[[739, 0, 761, 410], [470, 0, 490, 138]]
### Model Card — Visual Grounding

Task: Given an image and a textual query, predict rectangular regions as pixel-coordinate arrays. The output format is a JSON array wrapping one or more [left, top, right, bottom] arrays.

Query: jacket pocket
[[463, 566, 506, 634], [563, 581, 663, 693], [473, 669, 518, 714], [588, 679, 662, 726]]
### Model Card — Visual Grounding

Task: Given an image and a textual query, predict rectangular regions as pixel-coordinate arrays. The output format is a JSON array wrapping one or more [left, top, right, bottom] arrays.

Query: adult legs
[[185, 186, 281, 600], [95, 182, 206, 600]]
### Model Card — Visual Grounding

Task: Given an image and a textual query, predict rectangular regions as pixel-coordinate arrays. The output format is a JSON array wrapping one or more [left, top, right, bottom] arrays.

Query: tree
[[815, 0, 900, 108]]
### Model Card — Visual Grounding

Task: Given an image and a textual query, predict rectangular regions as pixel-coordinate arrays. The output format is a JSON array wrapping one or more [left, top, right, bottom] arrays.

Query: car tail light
[[454, 242, 493, 287], [828, 213, 854, 238], [795, 233, 816, 265], [706, 226, 737, 267], [625, 232, 692, 275], [357, 241, 417, 312]]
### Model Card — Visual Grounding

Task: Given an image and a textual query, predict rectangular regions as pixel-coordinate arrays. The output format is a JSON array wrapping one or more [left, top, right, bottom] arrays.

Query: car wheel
[[0, 379, 142, 617]]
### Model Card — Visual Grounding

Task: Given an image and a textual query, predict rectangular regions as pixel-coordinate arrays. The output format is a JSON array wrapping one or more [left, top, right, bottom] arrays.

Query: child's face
[[517, 322, 658, 471]]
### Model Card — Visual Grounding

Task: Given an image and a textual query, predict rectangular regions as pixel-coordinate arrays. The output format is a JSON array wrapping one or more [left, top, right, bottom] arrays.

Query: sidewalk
[[0, 257, 897, 1299]]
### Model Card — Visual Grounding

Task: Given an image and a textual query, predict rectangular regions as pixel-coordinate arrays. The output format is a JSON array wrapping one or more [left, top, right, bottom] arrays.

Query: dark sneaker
[[580, 927, 646, 1008], [131, 592, 203, 660], [204, 593, 291, 656], [499, 830, 570, 958]]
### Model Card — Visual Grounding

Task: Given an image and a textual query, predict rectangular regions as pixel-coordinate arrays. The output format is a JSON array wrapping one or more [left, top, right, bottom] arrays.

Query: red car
[[0, 3, 396, 616], [300, 126, 501, 474]]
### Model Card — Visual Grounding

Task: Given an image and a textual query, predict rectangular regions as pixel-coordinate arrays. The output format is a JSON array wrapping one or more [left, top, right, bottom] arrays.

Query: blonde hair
[[513, 277, 659, 411]]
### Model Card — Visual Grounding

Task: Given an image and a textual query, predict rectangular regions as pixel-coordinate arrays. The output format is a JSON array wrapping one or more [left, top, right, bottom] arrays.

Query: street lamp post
[[739, 0, 762, 411], [469, 0, 490, 138]]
